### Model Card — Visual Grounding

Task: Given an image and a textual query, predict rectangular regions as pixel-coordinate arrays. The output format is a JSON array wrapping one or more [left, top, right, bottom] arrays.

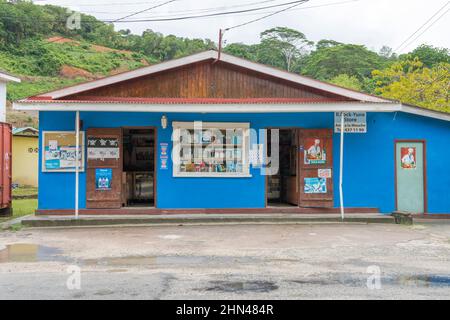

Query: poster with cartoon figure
[[304, 138, 326, 164], [304, 177, 327, 193], [95, 168, 112, 190], [401, 147, 416, 169]]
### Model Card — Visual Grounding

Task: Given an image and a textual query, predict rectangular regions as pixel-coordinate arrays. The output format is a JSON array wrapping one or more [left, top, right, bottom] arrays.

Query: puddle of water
[[390, 275, 450, 287], [0, 245, 256, 268], [0, 243, 69, 263], [291, 274, 450, 288], [204, 280, 278, 293]]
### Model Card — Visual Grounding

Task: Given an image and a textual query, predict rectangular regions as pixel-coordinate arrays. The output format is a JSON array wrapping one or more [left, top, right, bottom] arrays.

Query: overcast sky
[[36, 0, 450, 53]]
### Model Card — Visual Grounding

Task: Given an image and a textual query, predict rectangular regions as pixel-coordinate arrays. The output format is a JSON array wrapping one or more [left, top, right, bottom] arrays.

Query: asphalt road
[[1, 221, 450, 299]]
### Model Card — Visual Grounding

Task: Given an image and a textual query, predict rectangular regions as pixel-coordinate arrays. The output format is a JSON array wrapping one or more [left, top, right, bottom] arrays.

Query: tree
[[379, 45, 396, 60], [329, 74, 362, 91], [224, 43, 258, 61], [407, 44, 450, 68], [258, 27, 313, 72], [372, 58, 450, 113], [316, 39, 342, 50], [302, 44, 389, 81]]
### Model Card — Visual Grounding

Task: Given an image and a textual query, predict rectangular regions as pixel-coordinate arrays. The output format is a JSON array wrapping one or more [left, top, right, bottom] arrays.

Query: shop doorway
[[266, 129, 299, 206], [266, 128, 334, 208], [122, 128, 155, 207]]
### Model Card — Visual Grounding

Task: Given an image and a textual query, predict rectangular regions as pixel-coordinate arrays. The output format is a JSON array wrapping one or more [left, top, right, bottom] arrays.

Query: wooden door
[[285, 129, 299, 205], [395, 141, 426, 213], [86, 128, 123, 209], [298, 129, 334, 207]]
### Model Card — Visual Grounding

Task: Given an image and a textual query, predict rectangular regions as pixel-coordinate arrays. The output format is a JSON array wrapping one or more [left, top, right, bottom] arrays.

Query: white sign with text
[[334, 112, 367, 133]]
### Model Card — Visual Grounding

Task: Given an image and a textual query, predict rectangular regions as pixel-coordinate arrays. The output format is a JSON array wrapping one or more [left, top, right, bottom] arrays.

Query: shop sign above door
[[334, 112, 367, 133], [87, 137, 120, 160]]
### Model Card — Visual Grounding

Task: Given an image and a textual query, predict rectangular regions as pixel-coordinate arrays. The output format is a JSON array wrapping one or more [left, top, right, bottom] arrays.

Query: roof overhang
[[0, 72, 21, 83], [13, 101, 402, 113], [401, 104, 450, 122]]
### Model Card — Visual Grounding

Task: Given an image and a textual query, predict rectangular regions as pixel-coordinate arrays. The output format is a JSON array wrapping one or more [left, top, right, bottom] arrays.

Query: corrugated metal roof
[[20, 97, 352, 104], [12, 127, 39, 136]]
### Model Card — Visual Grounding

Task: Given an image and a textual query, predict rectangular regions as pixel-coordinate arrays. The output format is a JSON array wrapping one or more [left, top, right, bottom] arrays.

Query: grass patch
[[12, 199, 38, 217], [0, 199, 38, 223], [7, 76, 87, 101], [12, 186, 38, 198], [8, 223, 23, 232]]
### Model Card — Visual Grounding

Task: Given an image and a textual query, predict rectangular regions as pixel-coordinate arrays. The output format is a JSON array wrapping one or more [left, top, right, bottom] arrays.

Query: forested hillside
[[1, 0, 448, 128]]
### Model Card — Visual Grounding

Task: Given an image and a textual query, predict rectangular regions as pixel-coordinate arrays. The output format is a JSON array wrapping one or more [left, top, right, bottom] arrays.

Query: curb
[[21, 215, 396, 228]]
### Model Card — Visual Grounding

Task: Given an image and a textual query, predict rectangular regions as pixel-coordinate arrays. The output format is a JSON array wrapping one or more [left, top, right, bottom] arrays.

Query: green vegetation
[[329, 74, 362, 91], [8, 223, 23, 232], [372, 58, 450, 113], [0, 0, 448, 117], [12, 199, 37, 217], [0, 199, 37, 224], [12, 186, 38, 198], [7, 76, 85, 101]]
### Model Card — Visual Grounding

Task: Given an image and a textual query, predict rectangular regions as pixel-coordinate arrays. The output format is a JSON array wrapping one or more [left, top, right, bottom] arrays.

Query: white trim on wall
[[14, 101, 450, 122], [13, 102, 402, 113]]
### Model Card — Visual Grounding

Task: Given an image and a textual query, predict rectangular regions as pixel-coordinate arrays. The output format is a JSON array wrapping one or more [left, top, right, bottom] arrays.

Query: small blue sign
[[95, 168, 112, 190], [304, 177, 327, 194]]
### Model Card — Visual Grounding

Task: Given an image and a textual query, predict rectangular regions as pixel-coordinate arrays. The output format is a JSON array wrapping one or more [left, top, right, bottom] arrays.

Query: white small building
[[0, 70, 21, 122]]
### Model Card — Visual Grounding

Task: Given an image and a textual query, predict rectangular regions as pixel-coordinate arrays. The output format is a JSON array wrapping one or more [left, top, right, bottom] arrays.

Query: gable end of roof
[[27, 50, 393, 104]]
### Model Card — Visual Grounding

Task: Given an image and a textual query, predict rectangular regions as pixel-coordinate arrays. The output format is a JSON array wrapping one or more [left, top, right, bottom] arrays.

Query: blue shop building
[[14, 51, 450, 215]]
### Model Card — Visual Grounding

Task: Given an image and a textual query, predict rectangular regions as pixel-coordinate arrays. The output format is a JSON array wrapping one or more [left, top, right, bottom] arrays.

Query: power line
[[2, 0, 361, 29], [44, 0, 177, 44], [394, 1, 449, 53], [87, 0, 358, 20], [102, 0, 312, 23], [225, 0, 309, 31], [4, 0, 310, 24], [32, 0, 178, 7], [112, 0, 177, 22], [79, 0, 277, 15], [3, 0, 358, 24], [400, 6, 450, 53]]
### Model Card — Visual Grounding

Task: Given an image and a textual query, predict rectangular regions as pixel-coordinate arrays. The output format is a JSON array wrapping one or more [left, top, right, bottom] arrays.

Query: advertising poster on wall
[[42, 131, 85, 172], [318, 169, 332, 179], [160, 143, 169, 170], [95, 168, 112, 190], [304, 177, 327, 194], [304, 138, 326, 165], [401, 147, 417, 169]]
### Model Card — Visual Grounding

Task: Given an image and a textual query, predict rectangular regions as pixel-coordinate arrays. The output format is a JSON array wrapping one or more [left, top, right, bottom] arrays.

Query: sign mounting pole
[[75, 110, 80, 219], [339, 113, 345, 221]]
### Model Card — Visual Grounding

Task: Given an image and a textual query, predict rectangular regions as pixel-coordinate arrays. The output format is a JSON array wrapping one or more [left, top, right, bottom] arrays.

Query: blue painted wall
[[38, 111, 450, 213]]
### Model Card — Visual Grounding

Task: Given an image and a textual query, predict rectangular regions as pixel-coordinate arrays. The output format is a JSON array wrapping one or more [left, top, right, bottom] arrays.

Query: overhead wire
[[394, 1, 449, 52]]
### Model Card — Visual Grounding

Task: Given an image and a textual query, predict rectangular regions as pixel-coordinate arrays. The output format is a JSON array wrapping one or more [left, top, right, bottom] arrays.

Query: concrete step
[[21, 213, 397, 228]]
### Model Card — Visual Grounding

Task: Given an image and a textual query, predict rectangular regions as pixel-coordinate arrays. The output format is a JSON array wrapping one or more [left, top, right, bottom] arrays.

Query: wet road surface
[[1, 222, 450, 299]]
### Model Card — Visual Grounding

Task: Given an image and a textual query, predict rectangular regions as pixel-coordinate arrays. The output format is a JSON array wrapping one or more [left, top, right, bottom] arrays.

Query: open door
[[86, 128, 123, 209], [298, 129, 334, 208]]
